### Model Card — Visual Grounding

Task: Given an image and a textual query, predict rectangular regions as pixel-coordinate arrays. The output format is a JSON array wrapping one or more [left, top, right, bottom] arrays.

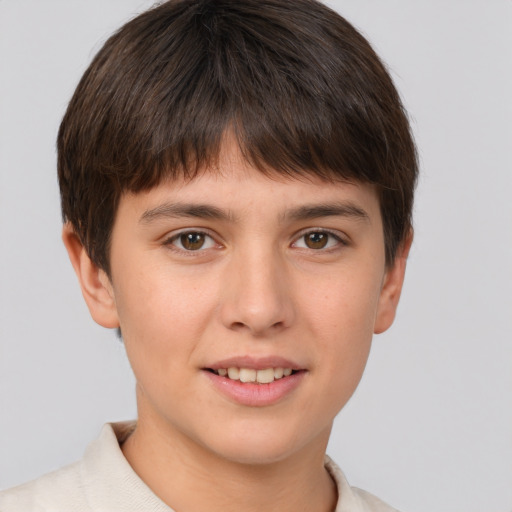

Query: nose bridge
[[220, 241, 293, 335]]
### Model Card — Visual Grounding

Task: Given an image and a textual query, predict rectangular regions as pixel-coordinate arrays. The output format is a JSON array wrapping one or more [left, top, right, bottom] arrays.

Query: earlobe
[[62, 223, 120, 329], [373, 232, 413, 335]]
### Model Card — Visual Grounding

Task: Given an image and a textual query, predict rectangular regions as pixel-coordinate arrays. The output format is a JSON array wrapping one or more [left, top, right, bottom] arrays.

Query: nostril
[[228, 319, 286, 335], [230, 321, 247, 331], [220, 282, 294, 335]]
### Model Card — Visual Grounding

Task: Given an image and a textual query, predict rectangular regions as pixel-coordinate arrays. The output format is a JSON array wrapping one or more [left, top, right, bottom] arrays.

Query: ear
[[62, 223, 120, 329], [374, 232, 413, 334]]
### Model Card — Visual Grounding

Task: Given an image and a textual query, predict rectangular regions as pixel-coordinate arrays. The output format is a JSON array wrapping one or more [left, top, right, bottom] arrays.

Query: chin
[[198, 421, 329, 467], [212, 441, 300, 466]]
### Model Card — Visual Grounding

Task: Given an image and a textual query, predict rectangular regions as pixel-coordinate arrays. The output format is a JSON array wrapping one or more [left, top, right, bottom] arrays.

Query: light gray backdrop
[[1, 1, 511, 511]]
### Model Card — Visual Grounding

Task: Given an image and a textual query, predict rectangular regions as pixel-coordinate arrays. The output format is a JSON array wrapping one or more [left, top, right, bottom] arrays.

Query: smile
[[213, 367, 294, 384], [204, 365, 305, 406]]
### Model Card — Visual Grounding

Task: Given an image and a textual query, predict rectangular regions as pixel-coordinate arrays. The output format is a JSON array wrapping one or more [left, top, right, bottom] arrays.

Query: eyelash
[[291, 229, 347, 251], [164, 230, 219, 254], [163, 228, 348, 254]]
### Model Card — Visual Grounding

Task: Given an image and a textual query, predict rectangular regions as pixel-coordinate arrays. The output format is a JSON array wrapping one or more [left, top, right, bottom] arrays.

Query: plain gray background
[[1, 1, 511, 511]]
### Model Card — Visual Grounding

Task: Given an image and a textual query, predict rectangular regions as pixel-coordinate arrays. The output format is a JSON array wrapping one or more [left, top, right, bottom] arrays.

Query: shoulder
[[0, 461, 88, 512], [0, 422, 171, 512], [351, 487, 401, 512], [0, 422, 124, 512], [325, 456, 401, 512]]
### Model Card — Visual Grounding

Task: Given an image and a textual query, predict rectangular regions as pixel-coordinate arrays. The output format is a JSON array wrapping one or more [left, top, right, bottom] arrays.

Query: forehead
[[123, 136, 381, 217], [110, 138, 383, 238], [118, 172, 381, 236]]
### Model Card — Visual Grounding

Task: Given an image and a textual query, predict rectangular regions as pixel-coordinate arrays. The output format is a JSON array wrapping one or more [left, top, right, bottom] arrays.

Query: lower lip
[[203, 370, 306, 407]]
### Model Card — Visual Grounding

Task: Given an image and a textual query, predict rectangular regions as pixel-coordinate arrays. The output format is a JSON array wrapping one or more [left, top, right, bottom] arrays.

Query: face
[[67, 141, 409, 465]]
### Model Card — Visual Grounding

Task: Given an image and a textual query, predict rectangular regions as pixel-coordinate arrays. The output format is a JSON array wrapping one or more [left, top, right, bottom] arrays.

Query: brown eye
[[180, 232, 206, 250], [293, 230, 343, 251], [167, 231, 218, 253], [169, 231, 219, 251], [304, 232, 329, 249]]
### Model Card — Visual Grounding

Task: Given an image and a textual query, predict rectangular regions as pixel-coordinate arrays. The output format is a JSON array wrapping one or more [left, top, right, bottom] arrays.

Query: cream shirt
[[0, 422, 399, 512]]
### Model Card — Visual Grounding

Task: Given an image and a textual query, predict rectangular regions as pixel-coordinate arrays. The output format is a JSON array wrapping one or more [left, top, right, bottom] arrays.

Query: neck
[[121, 413, 337, 512]]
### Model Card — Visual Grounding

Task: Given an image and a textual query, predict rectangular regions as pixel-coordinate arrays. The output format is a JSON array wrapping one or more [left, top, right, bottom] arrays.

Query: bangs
[[58, 0, 417, 271], [67, 0, 398, 191]]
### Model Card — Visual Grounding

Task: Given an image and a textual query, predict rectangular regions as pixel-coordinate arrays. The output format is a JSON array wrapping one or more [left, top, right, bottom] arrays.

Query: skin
[[63, 140, 411, 512]]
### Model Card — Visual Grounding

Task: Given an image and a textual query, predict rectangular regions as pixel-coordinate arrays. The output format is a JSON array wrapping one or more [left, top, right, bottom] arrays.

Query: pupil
[[181, 232, 205, 250], [306, 232, 328, 249]]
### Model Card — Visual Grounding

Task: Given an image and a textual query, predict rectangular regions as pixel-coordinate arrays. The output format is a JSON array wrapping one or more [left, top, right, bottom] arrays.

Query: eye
[[293, 230, 344, 250], [168, 231, 217, 251]]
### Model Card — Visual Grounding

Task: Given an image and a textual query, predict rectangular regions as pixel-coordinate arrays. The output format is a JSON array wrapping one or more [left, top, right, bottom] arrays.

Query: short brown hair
[[58, 0, 418, 273]]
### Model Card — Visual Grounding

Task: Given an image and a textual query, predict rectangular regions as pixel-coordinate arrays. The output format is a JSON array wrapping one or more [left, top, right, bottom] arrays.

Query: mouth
[[205, 367, 297, 384], [203, 359, 306, 406]]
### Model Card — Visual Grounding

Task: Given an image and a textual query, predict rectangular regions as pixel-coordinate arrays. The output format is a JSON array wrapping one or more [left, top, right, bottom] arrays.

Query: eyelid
[[161, 227, 348, 253], [291, 227, 349, 249], [163, 228, 223, 253]]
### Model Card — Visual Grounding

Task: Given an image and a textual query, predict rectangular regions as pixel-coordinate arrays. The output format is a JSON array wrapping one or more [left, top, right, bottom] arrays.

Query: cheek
[[303, 263, 383, 341], [111, 260, 216, 377], [300, 266, 383, 403]]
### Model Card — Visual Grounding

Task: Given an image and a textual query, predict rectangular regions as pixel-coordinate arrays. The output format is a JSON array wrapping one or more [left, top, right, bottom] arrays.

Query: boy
[[0, 0, 417, 510]]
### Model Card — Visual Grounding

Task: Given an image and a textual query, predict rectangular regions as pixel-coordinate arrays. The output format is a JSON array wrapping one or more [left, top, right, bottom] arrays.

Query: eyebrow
[[140, 202, 233, 223], [283, 202, 370, 223], [139, 201, 370, 224]]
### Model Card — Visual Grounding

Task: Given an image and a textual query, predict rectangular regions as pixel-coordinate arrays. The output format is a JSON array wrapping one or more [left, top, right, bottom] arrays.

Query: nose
[[219, 247, 295, 337]]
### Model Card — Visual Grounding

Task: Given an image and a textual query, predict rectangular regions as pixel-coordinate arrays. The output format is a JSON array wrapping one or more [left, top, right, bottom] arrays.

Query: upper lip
[[205, 355, 303, 371]]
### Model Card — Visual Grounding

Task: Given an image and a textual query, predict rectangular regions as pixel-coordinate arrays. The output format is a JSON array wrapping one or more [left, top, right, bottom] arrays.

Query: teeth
[[256, 368, 275, 384], [239, 368, 256, 382], [216, 367, 294, 383], [227, 367, 239, 380]]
